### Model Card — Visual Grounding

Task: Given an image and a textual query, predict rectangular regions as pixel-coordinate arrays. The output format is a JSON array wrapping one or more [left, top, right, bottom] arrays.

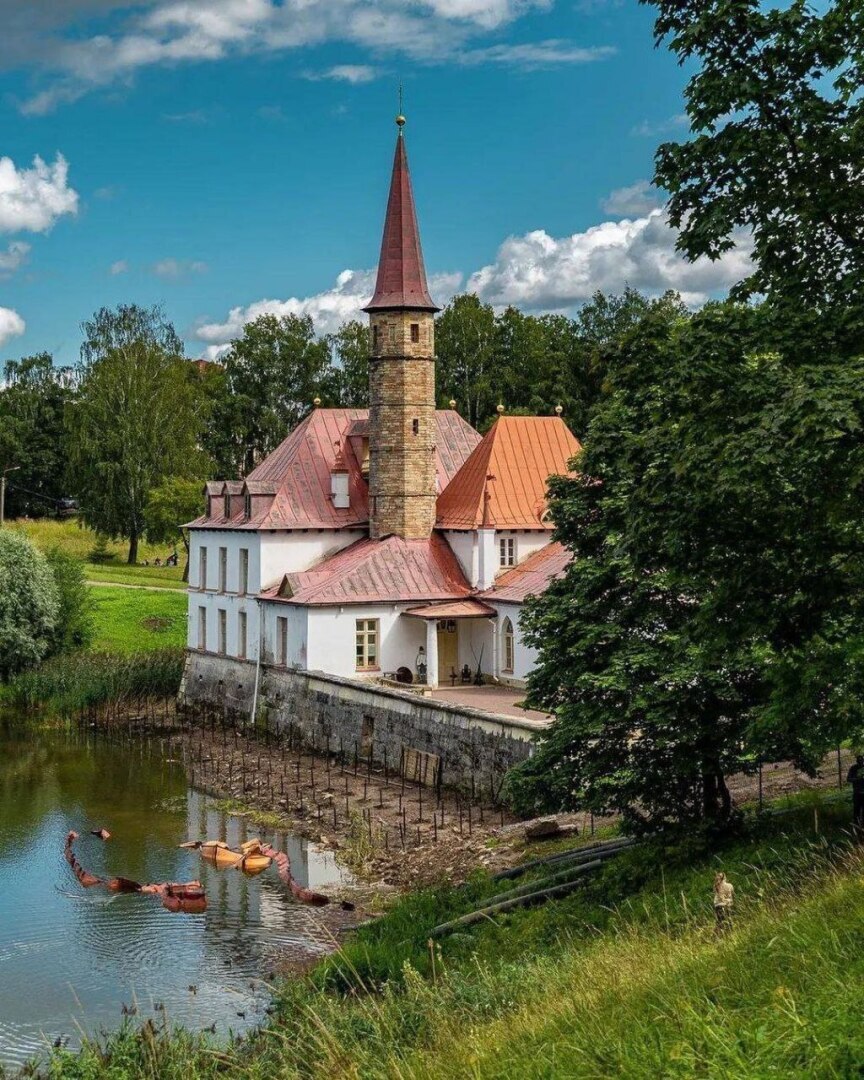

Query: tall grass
[[47, 802, 862, 1079], [1, 648, 185, 715]]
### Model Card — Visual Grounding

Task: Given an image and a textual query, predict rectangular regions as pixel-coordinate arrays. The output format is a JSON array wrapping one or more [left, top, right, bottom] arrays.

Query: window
[[372, 324, 379, 350], [223, 492, 230, 519], [198, 606, 207, 651], [239, 548, 249, 594], [502, 617, 515, 674], [199, 547, 208, 590], [388, 324, 396, 345], [218, 547, 228, 592], [244, 492, 252, 520], [412, 418, 419, 436], [217, 609, 227, 655], [276, 616, 288, 667], [238, 611, 247, 659], [499, 536, 516, 568], [355, 619, 379, 671], [410, 322, 420, 343]]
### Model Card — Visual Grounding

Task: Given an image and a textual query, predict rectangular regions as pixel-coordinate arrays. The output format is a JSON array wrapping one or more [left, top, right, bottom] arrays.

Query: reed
[[1, 647, 185, 715]]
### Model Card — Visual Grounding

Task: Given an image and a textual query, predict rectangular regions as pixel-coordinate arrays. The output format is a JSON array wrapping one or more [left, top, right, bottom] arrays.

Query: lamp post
[[0, 466, 20, 527]]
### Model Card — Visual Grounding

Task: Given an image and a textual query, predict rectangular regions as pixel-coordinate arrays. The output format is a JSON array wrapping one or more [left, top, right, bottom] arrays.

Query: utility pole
[[0, 466, 20, 527]]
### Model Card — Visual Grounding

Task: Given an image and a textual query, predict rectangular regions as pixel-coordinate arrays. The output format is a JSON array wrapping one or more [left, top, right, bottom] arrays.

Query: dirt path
[[86, 580, 183, 593]]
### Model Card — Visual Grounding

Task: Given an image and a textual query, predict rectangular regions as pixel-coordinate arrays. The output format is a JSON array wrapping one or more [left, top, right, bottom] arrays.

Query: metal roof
[[190, 408, 480, 531], [261, 533, 473, 606], [436, 416, 582, 530], [481, 541, 571, 603], [363, 131, 439, 313], [403, 598, 497, 619]]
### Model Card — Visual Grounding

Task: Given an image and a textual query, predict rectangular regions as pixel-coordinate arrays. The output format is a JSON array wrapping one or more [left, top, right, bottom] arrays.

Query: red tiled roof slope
[[190, 408, 480, 530], [481, 541, 571, 603], [363, 132, 438, 313], [262, 534, 472, 606], [436, 416, 581, 530]]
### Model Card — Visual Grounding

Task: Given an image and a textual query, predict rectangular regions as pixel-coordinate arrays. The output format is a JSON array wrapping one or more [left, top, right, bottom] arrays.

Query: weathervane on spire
[[396, 80, 406, 131]]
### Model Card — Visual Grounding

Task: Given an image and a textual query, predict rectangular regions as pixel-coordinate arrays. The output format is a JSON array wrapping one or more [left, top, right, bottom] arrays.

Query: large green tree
[[68, 304, 207, 564], [507, 300, 864, 829], [143, 477, 203, 581], [643, 0, 864, 308], [323, 321, 369, 408], [0, 354, 76, 518], [435, 294, 499, 429], [208, 313, 330, 477]]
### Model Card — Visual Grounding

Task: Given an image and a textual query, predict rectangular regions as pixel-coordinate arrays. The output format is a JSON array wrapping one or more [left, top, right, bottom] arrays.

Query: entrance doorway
[[436, 620, 458, 684]]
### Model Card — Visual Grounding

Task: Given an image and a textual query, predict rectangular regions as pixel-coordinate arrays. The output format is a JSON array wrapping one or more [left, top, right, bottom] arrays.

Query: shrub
[[0, 529, 59, 681], [45, 547, 94, 654]]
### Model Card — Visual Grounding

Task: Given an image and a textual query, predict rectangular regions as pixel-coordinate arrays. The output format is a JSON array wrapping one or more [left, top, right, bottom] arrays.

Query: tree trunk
[[182, 533, 190, 583], [128, 530, 138, 565], [702, 769, 732, 823]]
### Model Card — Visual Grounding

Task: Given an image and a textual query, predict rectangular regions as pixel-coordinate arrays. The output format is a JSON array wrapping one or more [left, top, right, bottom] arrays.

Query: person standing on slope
[[713, 871, 734, 934]]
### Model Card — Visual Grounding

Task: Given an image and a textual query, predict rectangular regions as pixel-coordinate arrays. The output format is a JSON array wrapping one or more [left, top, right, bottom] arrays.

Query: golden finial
[[313, 397, 321, 408], [555, 404, 563, 416], [396, 80, 406, 130], [496, 403, 505, 415], [449, 399, 457, 410]]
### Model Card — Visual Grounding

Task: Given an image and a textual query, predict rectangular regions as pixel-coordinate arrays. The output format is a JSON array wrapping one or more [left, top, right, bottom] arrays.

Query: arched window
[[502, 617, 514, 674]]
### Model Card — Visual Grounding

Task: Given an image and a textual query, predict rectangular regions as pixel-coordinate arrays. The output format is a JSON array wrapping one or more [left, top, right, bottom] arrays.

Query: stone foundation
[[181, 652, 535, 793]]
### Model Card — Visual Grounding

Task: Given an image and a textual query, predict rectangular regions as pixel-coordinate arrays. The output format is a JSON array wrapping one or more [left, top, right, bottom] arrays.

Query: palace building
[[186, 115, 578, 690]]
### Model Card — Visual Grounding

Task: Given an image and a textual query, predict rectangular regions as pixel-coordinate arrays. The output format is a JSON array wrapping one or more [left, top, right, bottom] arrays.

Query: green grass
[[46, 797, 864, 1079], [8, 518, 186, 589], [89, 585, 187, 654]]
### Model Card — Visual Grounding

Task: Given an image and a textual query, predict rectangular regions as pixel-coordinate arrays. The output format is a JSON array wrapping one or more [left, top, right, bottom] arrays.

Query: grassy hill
[[54, 795, 863, 1078]]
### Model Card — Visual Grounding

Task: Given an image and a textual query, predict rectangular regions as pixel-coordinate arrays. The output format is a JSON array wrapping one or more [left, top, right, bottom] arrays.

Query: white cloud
[[0, 154, 78, 233], [303, 64, 379, 83], [0, 307, 26, 348], [109, 259, 129, 275], [601, 180, 664, 218], [0, 241, 31, 277], [152, 257, 208, 278], [460, 39, 615, 67], [467, 210, 752, 309], [195, 267, 462, 353], [631, 113, 688, 138], [13, 0, 606, 112]]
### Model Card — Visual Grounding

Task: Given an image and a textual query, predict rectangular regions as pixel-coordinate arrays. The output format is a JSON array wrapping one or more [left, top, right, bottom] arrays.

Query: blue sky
[[0, 0, 750, 365]]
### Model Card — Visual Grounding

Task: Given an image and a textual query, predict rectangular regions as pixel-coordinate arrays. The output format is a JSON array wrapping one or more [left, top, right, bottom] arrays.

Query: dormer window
[[331, 469, 350, 509], [224, 493, 230, 519], [244, 492, 252, 519]]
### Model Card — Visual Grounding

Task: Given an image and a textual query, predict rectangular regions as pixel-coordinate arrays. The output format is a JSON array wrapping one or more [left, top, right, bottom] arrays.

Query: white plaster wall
[[259, 530, 365, 590], [442, 530, 478, 586], [491, 600, 537, 682], [187, 593, 261, 660], [262, 602, 308, 667], [492, 530, 551, 580], [458, 619, 494, 678], [304, 605, 426, 680]]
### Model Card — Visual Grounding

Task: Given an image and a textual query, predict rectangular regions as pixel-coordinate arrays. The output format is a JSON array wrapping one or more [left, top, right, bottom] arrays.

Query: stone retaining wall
[[181, 652, 535, 794]]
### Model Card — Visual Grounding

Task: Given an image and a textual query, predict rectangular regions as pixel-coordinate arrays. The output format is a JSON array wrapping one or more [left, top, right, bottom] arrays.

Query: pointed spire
[[363, 117, 439, 313]]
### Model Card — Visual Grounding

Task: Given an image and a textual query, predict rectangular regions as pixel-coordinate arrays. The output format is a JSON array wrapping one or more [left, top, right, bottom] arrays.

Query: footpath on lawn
[[49, 795, 864, 1079]]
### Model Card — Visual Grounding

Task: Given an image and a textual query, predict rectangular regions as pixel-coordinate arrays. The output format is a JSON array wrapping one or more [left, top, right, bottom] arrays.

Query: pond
[[0, 722, 352, 1069]]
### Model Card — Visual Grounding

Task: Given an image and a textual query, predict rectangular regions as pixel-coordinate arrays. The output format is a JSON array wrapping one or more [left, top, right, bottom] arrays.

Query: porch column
[[425, 619, 439, 689]]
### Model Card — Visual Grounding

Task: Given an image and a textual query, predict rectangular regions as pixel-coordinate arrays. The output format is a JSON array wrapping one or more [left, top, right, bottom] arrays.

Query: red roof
[[191, 408, 480, 531], [363, 130, 438, 313], [481, 541, 571, 603], [436, 416, 582, 530], [262, 534, 472, 606], [403, 598, 497, 619]]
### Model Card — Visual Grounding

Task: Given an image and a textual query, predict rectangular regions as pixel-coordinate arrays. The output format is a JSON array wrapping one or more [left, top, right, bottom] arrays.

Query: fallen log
[[479, 858, 604, 909], [431, 872, 602, 938], [491, 837, 636, 883]]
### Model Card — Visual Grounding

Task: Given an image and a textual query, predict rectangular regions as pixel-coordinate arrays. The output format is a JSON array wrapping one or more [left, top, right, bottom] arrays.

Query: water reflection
[[0, 725, 350, 1069]]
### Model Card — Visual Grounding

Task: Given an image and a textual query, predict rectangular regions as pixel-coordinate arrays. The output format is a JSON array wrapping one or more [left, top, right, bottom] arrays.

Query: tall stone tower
[[363, 115, 440, 540]]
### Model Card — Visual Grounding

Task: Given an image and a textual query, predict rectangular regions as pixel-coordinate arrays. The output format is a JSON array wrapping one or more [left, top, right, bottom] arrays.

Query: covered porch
[[402, 599, 497, 689]]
